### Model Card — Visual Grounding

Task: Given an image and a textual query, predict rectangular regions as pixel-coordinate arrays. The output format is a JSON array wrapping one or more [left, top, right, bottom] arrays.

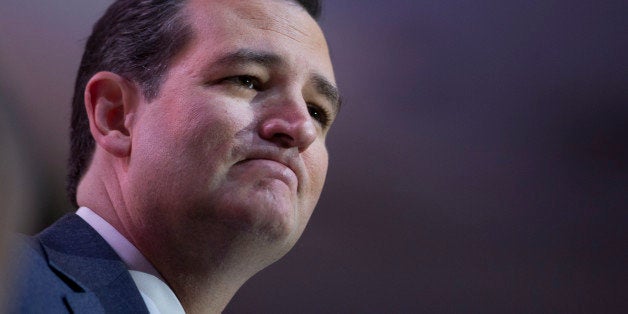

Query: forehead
[[181, 0, 334, 81]]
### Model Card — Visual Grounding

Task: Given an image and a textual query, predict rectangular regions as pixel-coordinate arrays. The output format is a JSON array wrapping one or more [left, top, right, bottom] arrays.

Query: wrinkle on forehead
[[186, 0, 327, 49], [229, 0, 325, 49], [257, 19, 309, 45], [183, 0, 334, 81]]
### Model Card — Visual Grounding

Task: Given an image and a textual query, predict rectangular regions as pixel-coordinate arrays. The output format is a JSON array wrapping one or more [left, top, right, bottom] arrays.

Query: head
[[73, 0, 338, 295], [68, 0, 322, 208]]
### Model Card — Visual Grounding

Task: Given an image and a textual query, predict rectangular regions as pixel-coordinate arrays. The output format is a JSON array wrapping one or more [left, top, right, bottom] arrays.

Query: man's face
[[120, 0, 338, 263]]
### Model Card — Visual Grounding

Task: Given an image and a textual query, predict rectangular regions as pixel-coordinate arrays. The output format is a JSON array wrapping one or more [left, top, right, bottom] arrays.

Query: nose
[[258, 97, 317, 152]]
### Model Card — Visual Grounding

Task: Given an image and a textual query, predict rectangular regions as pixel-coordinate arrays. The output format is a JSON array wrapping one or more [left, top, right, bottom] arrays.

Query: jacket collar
[[37, 213, 148, 313]]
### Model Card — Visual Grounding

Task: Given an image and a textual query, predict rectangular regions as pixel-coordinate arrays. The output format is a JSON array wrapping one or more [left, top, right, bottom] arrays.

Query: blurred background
[[1, 0, 627, 313]]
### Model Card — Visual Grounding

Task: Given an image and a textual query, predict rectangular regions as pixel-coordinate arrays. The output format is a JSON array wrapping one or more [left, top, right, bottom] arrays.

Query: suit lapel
[[63, 292, 105, 314], [37, 214, 149, 313]]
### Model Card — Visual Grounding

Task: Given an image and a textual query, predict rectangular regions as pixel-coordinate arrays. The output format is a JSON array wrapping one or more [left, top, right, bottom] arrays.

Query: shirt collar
[[76, 207, 185, 313], [76, 206, 163, 281]]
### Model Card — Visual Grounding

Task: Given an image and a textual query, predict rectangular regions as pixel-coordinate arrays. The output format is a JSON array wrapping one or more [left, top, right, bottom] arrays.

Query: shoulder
[[5, 233, 77, 313], [6, 213, 148, 313]]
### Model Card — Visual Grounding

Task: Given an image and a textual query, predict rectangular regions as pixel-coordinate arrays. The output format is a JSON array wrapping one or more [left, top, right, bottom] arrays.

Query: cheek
[[131, 106, 217, 183], [159, 102, 245, 155], [292, 144, 328, 235], [303, 143, 329, 197]]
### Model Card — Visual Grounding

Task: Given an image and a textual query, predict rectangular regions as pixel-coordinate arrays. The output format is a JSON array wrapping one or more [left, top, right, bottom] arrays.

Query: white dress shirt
[[76, 207, 185, 314]]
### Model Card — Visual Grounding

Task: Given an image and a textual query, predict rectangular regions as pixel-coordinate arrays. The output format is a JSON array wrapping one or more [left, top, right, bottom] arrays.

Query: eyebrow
[[214, 49, 282, 68], [214, 49, 341, 114], [311, 73, 342, 115]]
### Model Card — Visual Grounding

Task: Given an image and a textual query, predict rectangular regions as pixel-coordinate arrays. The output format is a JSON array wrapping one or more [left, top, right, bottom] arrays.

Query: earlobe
[[84, 72, 137, 157]]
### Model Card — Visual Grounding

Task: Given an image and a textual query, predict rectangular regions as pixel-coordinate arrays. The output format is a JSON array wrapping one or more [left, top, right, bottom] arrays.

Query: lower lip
[[236, 159, 298, 190]]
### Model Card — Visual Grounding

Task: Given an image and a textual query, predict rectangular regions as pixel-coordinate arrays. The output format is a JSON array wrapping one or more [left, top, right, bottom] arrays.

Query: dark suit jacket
[[9, 214, 149, 313]]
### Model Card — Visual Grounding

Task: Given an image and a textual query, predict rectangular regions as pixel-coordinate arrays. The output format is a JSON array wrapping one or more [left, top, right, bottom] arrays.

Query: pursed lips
[[236, 150, 302, 192]]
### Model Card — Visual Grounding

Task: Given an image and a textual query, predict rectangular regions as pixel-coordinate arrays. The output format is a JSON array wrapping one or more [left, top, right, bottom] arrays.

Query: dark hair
[[67, 0, 322, 207]]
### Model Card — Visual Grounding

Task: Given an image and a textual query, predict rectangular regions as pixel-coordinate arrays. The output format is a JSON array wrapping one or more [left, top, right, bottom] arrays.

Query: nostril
[[271, 133, 295, 149]]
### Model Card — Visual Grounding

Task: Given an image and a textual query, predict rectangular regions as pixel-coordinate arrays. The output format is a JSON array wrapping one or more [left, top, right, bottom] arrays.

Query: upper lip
[[238, 147, 302, 189]]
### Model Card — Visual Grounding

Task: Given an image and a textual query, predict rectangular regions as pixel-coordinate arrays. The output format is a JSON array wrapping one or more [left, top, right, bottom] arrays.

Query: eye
[[307, 103, 330, 127], [224, 75, 260, 90]]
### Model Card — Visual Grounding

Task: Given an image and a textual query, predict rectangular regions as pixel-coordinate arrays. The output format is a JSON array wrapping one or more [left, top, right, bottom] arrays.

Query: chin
[[247, 201, 298, 243], [200, 193, 297, 243], [236, 178, 301, 237]]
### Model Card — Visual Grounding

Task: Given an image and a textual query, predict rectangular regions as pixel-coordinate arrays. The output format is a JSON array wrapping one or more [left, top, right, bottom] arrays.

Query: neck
[[165, 270, 245, 314], [76, 152, 133, 243], [145, 237, 265, 314], [137, 221, 281, 313]]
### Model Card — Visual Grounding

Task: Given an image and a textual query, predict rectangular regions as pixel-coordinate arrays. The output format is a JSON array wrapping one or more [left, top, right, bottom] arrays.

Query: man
[[11, 0, 340, 312]]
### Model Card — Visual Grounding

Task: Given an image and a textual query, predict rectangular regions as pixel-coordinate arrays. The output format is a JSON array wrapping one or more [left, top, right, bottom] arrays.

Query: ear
[[84, 72, 139, 157]]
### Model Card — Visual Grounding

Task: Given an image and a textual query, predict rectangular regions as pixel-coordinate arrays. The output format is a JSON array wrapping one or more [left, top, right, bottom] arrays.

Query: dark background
[[1, 1, 627, 313]]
